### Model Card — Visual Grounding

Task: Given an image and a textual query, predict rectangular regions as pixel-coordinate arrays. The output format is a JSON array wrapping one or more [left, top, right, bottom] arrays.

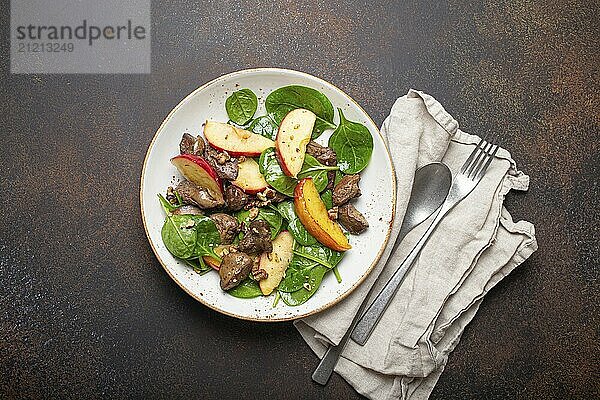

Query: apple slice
[[202, 245, 232, 270], [204, 121, 274, 157], [231, 158, 269, 194], [294, 178, 351, 252], [275, 109, 316, 177], [259, 231, 294, 295], [171, 154, 224, 203]]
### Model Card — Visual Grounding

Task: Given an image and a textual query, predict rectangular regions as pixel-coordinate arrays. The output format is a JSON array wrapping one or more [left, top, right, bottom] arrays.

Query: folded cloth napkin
[[295, 90, 538, 400]]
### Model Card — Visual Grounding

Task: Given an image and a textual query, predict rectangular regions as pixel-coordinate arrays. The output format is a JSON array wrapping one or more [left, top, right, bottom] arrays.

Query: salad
[[158, 85, 373, 306]]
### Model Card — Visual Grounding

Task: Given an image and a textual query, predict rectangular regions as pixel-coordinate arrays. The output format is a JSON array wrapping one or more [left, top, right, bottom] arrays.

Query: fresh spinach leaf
[[328, 109, 373, 174], [226, 120, 251, 129], [184, 258, 212, 275], [321, 190, 333, 210], [227, 278, 263, 298], [265, 85, 336, 138], [235, 207, 283, 239], [191, 216, 222, 258], [332, 266, 342, 283], [158, 193, 179, 213], [259, 148, 297, 196], [258, 148, 335, 196], [293, 242, 344, 269], [279, 241, 344, 304], [257, 208, 283, 238], [249, 116, 278, 140], [280, 266, 328, 306], [161, 214, 199, 259], [301, 155, 334, 193], [334, 170, 344, 185], [278, 255, 319, 292], [225, 89, 258, 125], [276, 201, 317, 246], [161, 215, 220, 260]]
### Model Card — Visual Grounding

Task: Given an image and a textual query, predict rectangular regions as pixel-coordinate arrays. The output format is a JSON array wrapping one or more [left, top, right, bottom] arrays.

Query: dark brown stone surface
[[0, 0, 598, 399]]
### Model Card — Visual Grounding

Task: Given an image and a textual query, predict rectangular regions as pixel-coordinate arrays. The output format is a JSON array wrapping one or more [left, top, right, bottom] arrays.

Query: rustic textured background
[[1, 0, 598, 399]]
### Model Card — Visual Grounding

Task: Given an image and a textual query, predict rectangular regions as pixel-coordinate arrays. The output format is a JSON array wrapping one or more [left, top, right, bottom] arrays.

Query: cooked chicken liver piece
[[338, 204, 369, 234], [175, 180, 224, 209], [209, 213, 239, 244], [219, 252, 253, 290], [238, 220, 273, 254], [224, 185, 252, 211], [306, 141, 338, 189], [270, 191, 288, 204], [179, 133, 205, 156], [205, 145, 238, 181], [306, 141, 337, 166], [179, 133, 196, 155], [332, 174, 361, 206], [195, 135, 206, 155], [171, 205, 204, 215]]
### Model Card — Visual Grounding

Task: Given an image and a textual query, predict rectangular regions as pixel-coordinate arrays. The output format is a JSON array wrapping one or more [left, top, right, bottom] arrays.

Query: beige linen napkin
[[295, 90, 538, 400]]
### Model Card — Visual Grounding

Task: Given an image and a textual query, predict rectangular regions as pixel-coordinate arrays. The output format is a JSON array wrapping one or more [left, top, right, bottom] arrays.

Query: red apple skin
[[170, 154, 224, 203], [171, 154, 222, 189], [202, 256, 220, 271], [275, 146, 294, 177]]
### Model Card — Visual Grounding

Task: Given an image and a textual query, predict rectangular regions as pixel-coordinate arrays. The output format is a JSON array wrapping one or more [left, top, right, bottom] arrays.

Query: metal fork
[[350, 139, 499, 346]]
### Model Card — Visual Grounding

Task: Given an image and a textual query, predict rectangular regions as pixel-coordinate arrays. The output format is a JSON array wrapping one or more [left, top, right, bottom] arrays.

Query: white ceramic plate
[[140, 68, 396, 321]]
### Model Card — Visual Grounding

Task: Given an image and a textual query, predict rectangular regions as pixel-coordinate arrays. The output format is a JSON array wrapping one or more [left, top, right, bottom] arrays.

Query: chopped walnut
[[244, 199, 271, 209], [251, 257, 268, 280], [244, 188, 286, 210], [328, 206, 339, 221], [263, 188, 276, 199], [216, 152, 230, 165], [256, 191, 268, 202], [252, 268, 268, 281], [248, 207, 259, 220]]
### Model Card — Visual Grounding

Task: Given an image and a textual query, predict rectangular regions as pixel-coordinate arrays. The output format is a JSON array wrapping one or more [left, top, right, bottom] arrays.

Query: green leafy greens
[[280, 265, 328, 306], [275, 201, 317, 246], [321, 190, 333, 210], [293, 243, 344, 269], [277, 242, 344, 306], [235, 207, 283, 239], [258, 148, 337, 197], [265, 85, 336, 138], [160, 214, 221, 260], [328, 109, 373, 174], [249, 116, 278, 140], [227, 278, 263, 298], [225, 88, 258, 125]]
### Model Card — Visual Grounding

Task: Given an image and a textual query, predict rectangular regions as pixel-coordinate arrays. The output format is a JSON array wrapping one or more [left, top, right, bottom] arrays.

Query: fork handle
[[312, 266, 379, 384], [351, 204, 450, 345]]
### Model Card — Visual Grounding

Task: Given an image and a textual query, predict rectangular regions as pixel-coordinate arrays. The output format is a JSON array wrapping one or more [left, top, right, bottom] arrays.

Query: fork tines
[[460, 138, 499, 180]]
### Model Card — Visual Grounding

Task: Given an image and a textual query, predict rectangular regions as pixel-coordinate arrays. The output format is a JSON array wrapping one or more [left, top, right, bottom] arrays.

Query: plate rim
[[140, 67, 397, 322]]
